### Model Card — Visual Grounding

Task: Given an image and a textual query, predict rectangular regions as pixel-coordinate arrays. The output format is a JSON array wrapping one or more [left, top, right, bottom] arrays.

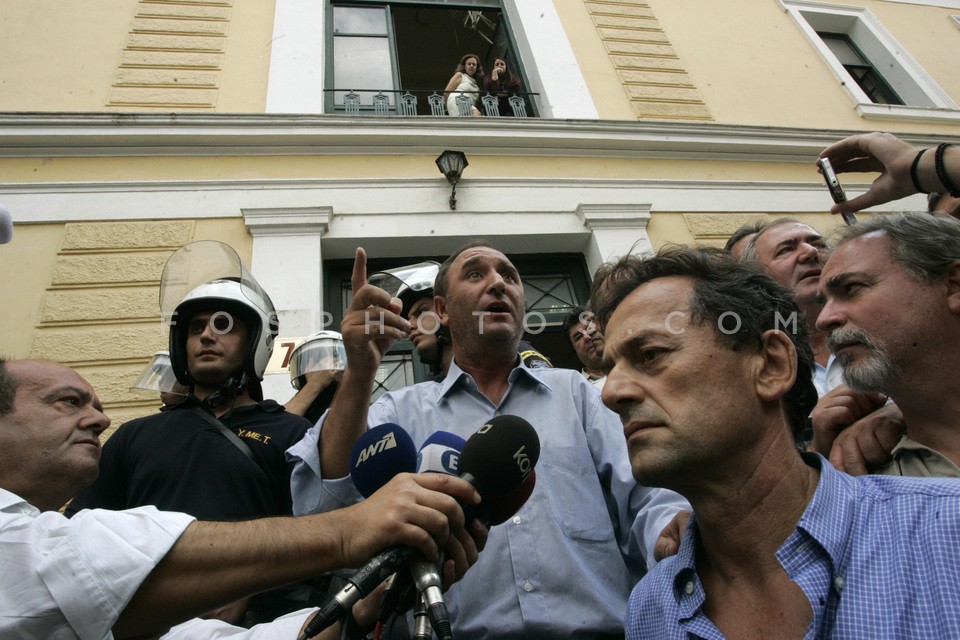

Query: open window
[[780, 0, 959, 122], [328, 1, 536, 116]]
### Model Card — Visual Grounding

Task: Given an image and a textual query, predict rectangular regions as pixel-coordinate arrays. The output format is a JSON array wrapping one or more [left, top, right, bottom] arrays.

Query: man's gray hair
[[739, 218, 803, 263], [829, 213, 960, 282]]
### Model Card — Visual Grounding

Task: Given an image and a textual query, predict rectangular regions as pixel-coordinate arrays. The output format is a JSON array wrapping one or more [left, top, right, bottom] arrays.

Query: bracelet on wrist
[[910, 148, 928, 194], [935, 143, 960, 198]]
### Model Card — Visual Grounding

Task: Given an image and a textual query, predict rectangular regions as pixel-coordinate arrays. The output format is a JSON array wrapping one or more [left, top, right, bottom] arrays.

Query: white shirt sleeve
[[0, 489, 194, 640], [159, 609, 316, 640]]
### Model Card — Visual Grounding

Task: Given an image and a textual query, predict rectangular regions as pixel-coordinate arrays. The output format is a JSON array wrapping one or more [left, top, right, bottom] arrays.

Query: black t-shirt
[[66, 399, 310, 521]]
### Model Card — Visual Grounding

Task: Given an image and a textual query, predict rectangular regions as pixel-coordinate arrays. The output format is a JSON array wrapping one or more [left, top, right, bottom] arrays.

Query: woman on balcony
[[483, 57, 523, 117], [443, 53, 483, 117]]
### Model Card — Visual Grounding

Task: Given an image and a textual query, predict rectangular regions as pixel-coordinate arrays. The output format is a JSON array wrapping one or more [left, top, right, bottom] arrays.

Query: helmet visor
[[131, 351, 185, 394], [368, 261, 440, 298], [289, 337, 348, 388], [160, 240, 274, 324]]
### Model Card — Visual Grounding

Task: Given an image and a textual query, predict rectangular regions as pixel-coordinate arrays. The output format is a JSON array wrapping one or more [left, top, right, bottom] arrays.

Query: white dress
[[446, 73, 479, 115]]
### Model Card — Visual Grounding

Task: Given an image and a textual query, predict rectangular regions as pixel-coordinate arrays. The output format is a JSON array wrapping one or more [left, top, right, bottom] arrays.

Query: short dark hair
[[0, 358, 18, 416], [590, 246, 817, 443], [828, 212, 960, 283], [724, 221, 766, 252], [434, 239, 495, 299], [561, 305, 591, 347]]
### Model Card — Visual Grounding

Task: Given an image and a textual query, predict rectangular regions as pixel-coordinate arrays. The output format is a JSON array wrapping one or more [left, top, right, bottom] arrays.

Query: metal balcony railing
[[327, 89, 539, 118]]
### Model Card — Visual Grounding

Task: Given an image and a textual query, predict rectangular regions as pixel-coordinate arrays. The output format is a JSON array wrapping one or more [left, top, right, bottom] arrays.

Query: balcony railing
[[327, 89, 539, 118]]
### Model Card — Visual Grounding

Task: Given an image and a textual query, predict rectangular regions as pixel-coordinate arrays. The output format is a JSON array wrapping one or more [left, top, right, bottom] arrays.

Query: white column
[[504, 0, 598, 119], [266, 0, 326, 113], [577, 204, 653, 275], [243, 206, 332, 403]]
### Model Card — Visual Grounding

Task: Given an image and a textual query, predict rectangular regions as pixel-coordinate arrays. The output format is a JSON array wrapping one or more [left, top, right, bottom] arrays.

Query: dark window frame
[[325, 0, 537, 116], [817, 31, 904, 106]]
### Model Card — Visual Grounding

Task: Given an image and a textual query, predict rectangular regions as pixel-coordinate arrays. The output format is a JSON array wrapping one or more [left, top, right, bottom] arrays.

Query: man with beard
[[562, 305, 606, 388], [815, 213, 960, 477], [288, 241, 688, 639], [592, 246, 960, 639]]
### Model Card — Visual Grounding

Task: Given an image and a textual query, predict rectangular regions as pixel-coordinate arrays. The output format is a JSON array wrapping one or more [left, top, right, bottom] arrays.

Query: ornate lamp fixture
[[435, 150, 469, 211]]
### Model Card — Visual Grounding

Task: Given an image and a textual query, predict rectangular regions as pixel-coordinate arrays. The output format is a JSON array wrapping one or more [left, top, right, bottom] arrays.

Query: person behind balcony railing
[[483, 57, 522, 116], [443, 53, 483, 117]]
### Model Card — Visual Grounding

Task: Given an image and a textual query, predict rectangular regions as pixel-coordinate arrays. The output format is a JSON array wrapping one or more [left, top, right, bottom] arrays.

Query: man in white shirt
[[0, 358, 483, 640]]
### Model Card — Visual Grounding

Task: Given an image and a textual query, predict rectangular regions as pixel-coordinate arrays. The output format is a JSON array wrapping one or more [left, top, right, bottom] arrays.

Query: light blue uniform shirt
[[288, 359, 689, 639], [626, 454, 960, 639]]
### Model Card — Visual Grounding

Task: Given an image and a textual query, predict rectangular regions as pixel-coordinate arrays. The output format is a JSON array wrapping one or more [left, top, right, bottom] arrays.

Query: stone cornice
[[0, 113, 957, 162]]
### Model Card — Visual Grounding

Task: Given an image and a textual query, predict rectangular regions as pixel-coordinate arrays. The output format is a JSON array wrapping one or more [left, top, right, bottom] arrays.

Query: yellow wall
[[0, 0, 275, 113], [0, 0, 133, 111], [647, 0, 960, 133]]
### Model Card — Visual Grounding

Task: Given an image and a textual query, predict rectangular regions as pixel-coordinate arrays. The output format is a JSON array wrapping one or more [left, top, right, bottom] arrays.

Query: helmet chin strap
[[431, 330, 450, 378], [199, 371, 249, 412]]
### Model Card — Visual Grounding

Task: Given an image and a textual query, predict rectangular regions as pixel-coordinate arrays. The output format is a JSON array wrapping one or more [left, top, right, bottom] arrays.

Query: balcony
[[328, 89, 539, 118]]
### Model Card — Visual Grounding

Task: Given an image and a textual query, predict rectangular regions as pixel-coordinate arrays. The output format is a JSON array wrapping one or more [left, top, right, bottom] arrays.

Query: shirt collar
[[437, 356, 552, 401], [792, 452, 855, 570], [666, 453, 852, 623], [670, 514, 706, 621], [0, 487, 40, 516]]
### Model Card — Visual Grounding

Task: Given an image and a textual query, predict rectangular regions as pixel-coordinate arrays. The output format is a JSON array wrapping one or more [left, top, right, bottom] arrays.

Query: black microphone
[[408, 417, 541, 640], [298, 416, 540, 640]]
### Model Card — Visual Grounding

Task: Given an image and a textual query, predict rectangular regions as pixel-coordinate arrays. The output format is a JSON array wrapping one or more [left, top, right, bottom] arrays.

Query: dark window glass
[[818, 32, 903, 106], [328, 1, 536, 116]]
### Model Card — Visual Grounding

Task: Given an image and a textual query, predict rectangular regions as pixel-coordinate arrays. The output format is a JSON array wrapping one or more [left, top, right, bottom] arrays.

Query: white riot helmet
[[368, 261, 440, 318], [160, 241, 278, 402], [289, 330, 347, 390]]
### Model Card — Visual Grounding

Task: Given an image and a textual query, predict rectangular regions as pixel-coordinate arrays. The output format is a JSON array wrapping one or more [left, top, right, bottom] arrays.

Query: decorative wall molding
[[1, 113, 954, 160], [107, 0, 232, 110]]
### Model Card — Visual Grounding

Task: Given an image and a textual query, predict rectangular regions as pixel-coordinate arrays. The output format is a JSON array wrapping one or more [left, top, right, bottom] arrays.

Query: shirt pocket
[[540, 445, 615, 543]]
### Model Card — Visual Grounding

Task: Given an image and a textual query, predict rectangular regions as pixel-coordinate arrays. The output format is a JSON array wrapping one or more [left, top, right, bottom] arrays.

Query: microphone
[[408, 431, 467, 640], [300, 417, 540, 640], [412, 593, 432, 640], [349, 423, 417, 498], [0, 205, 12, 245], [460, 414, 539, 498], [416, 430, 466, 475], [410, 421, 540, 639], [299, 425, 417, 640], [375, 432, 462, 631]]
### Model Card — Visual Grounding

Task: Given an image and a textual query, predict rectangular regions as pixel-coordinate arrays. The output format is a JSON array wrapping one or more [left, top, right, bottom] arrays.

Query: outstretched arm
[[117, 473, 481, 638], [819, 131, 960, 214], [318, 248, 408, 479]]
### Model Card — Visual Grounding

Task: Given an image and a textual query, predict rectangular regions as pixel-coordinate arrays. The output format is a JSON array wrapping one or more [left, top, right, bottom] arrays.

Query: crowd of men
[[3, 131, 960, 639]]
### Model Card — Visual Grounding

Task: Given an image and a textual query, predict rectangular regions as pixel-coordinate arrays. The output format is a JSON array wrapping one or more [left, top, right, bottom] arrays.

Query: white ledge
[[0, 112, 957, 163]]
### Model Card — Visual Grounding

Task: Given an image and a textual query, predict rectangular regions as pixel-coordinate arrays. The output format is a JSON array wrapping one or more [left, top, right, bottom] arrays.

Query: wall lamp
[[435, 150, 469, 211]]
